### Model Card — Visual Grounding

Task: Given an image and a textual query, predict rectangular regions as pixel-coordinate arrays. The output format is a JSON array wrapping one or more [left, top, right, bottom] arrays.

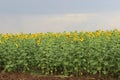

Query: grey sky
[[0, 0, 120, 14], [0, 0, 120, 33]]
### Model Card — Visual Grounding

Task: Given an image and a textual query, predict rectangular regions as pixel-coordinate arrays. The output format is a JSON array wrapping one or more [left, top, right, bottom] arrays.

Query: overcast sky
[[0, 0, 120, 33]]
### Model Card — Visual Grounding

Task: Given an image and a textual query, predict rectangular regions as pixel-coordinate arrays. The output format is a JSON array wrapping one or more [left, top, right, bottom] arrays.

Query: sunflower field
[[0, 29, 120, 77]]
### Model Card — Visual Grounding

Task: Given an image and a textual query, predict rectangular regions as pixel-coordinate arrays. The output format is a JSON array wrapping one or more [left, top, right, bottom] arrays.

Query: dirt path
[[0, 72, 119, 80]]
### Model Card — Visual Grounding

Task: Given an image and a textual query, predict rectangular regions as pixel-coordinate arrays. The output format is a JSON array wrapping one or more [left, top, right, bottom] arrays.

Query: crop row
[[0, 30, 120, 77]]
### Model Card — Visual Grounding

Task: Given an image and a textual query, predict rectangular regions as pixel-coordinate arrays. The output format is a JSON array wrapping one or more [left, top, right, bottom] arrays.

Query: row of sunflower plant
[[0, 29, 120, 77]]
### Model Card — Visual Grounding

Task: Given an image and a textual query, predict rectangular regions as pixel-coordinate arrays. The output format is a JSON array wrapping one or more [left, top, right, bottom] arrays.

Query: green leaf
[[102, 71, 107, 75]]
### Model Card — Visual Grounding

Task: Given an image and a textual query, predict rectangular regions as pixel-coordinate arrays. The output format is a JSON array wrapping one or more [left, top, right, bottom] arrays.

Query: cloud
[[66, 13, 120, 31], [0, 13, 120, 33], [20, 14, 93, 33], [0, 14, 92, 33], [0, 15, 23, 33]]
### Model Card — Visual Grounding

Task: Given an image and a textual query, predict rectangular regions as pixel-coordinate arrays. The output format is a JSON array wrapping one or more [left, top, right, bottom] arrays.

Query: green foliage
[[0, 30, 120, 77]]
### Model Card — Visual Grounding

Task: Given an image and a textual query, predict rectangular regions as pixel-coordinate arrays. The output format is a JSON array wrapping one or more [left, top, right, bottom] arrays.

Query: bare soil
[[0, 72, 119, 80]]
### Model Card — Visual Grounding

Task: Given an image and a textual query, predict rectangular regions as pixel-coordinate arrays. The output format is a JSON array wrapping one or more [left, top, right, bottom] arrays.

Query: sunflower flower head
[[0, 40, 2, 44], [80, 37, 84, 42], [66, 33, 70, 38], [37, 38, 41, 46]]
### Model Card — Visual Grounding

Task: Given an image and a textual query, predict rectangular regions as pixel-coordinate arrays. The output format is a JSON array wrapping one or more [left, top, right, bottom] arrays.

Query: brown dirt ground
[[0, 72, 119, 80]]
